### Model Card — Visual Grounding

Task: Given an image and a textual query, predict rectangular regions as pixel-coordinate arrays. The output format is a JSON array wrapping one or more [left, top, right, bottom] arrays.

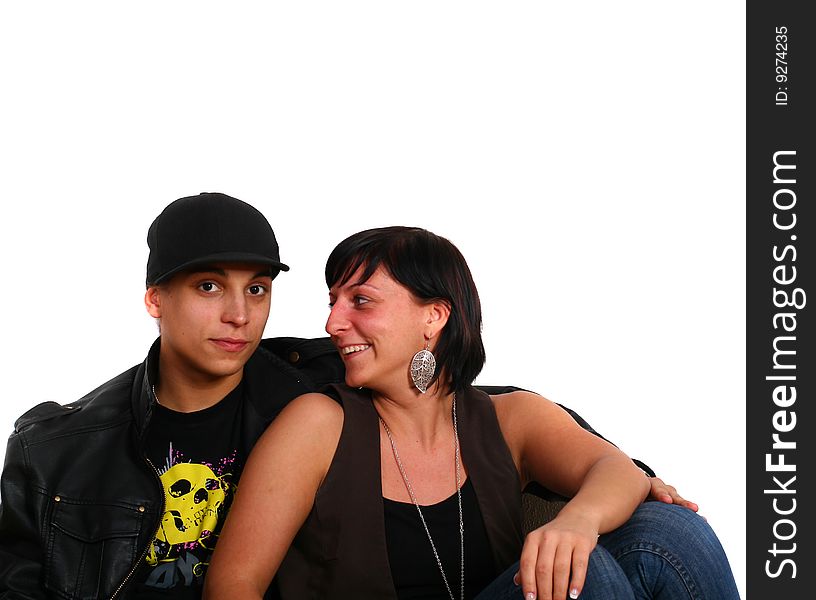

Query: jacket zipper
[[109, 456, 165, 599]]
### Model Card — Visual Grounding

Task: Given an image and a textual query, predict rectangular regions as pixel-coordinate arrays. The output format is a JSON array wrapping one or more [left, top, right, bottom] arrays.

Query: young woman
[[204, 227, 739, 600]]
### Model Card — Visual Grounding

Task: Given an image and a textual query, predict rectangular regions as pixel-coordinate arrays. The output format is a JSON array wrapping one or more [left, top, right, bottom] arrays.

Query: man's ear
[[144, 286, 162, 319]]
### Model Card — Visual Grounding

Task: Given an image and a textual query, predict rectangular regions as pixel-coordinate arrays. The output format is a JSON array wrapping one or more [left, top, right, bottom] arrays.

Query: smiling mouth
[[341, 344, 370, 355]]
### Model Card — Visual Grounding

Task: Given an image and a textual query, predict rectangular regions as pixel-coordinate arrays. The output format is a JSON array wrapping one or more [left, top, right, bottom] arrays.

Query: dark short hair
[[325, 226, 486, 393]]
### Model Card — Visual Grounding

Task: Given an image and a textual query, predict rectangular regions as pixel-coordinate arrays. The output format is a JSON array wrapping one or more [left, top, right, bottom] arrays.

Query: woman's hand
[[648, 476, 699, 512], [514, 511, 599, 600]]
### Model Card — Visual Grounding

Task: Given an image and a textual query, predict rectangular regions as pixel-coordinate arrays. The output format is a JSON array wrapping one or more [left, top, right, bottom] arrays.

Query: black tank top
[[383, 478, 498, 599]]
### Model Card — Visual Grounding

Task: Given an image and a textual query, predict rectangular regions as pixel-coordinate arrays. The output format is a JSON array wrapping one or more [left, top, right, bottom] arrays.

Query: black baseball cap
[[146, 192, 290, 285]]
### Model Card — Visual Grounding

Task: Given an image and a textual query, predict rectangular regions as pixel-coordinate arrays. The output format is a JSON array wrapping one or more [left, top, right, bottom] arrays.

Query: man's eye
[[248, 284, 267, 296], [199, 282, 219, 292], [354, 296, 369, 306]]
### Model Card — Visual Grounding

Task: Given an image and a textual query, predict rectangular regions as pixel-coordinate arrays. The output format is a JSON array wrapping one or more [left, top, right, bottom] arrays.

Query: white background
[[0, 2, 745, 597]]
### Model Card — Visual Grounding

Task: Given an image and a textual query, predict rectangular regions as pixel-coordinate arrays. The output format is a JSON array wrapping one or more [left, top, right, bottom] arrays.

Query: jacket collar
[[131, 337, 161, 442]]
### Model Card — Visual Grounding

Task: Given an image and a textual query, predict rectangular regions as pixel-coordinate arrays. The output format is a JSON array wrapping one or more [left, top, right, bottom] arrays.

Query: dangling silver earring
[[410, 341, 436, 394]]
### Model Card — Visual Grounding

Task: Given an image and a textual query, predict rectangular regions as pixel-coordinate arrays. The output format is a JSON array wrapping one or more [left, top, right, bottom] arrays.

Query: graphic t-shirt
[[132, 383, 245, 599]]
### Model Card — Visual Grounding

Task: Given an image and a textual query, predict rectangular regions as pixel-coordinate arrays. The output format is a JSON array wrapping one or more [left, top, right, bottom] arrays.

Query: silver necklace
[[379, 394, 464, 600]]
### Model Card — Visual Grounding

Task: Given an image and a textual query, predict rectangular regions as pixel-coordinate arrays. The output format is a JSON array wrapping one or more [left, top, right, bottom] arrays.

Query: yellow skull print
[[146, 462, 230, 566]]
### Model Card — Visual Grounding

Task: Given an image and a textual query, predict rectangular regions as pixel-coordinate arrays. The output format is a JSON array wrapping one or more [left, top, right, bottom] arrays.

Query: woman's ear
[[425, 300, 451, 339], [144, 286, 162, 319]]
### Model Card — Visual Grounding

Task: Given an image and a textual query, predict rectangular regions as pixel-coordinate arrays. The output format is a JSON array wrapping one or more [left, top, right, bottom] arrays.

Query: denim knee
[[579, 544, 635, 600], [599, 502, 740, 600]]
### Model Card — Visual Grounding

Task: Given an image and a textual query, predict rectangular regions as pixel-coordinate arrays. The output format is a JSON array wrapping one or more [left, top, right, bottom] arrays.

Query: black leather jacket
[[0, 336, 343, 600], [0, 336, 651, 599]]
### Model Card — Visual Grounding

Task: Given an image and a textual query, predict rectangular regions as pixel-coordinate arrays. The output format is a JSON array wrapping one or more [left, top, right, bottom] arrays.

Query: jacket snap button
[[54, 496, 61, 502], [289, 351, 300, 363], [138, 506, 146, 512]]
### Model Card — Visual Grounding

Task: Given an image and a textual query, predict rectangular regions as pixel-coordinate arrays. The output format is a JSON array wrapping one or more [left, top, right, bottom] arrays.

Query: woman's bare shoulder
[[489, 389, 587, 450], [489, 389, 565, 420], [254, 392, 345, 458], [283, 392, 345, 423]]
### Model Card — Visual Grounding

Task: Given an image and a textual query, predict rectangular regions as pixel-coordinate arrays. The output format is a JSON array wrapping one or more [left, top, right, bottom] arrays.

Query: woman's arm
[[493, 391, 650, 600], [203, 393, 343, 600]]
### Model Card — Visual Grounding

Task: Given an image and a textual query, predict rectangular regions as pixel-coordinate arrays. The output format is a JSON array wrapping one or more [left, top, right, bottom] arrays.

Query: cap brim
[[150, 252, 290, 285]]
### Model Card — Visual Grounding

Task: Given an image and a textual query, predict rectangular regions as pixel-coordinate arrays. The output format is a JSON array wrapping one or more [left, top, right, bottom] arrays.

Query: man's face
[[145, 263, 273, 386]]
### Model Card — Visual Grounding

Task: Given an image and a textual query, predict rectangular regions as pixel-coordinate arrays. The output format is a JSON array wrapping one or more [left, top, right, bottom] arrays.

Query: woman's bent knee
[[599, 502, 740, 600], [580, 545, 635, 600]]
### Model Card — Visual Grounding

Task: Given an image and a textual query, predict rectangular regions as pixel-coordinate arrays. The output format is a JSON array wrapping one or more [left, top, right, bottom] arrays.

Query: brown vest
[[276, 384, 523, 599]]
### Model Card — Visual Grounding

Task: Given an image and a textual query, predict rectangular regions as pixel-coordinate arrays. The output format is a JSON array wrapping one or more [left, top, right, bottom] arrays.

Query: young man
[[0, 192, 697, 599], [0, 193, 341, 599]]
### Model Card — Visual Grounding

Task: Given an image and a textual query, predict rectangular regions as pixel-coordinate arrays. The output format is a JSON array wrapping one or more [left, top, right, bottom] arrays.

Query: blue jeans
[[475, 502, 740, 599]]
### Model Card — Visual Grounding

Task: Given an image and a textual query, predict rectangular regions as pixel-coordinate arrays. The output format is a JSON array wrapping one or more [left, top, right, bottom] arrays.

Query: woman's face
[[326, 265, 435, 392]]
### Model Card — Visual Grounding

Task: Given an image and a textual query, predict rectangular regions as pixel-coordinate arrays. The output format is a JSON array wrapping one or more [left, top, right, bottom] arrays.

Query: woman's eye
[[354, 296, 369, 306]]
